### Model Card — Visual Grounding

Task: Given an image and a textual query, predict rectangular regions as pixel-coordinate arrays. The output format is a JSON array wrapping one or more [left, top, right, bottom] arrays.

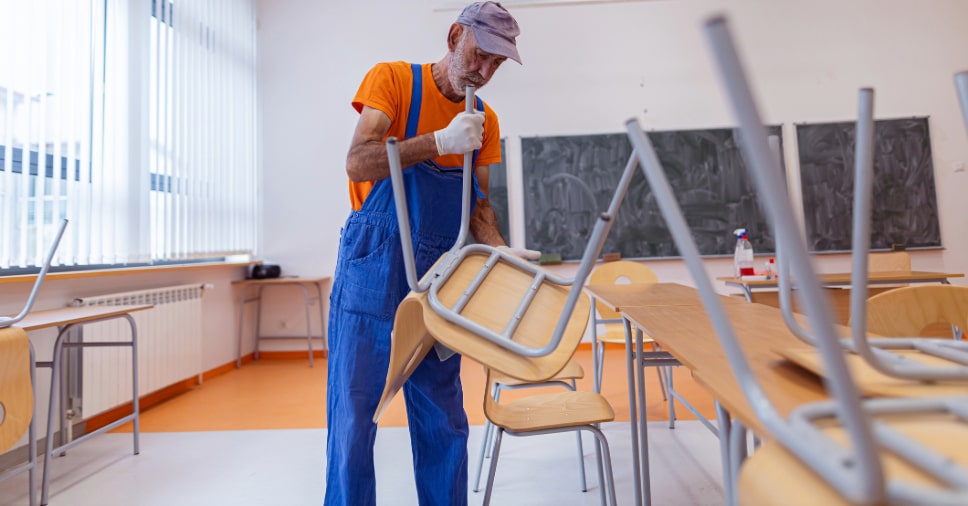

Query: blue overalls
[[325, 64, 483, 506]]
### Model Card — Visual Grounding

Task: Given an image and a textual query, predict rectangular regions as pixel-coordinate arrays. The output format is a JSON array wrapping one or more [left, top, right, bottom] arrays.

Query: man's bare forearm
[[346, 133, 438, 182], [471, 198, 507, 247]]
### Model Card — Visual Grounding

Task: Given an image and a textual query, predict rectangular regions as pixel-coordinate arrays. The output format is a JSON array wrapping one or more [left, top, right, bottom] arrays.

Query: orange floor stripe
[[111, 347, 716, 433]]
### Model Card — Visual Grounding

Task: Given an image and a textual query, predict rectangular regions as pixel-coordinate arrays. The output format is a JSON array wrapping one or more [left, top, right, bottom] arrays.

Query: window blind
[[0, 0, 258, 271]]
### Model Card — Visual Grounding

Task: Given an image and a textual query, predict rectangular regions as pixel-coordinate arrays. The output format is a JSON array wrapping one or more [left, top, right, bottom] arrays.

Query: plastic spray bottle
[[733, 228, 755, 277]]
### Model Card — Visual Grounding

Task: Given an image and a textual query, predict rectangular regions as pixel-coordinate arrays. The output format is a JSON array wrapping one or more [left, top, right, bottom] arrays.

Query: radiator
[[70, 284, 204, 418]]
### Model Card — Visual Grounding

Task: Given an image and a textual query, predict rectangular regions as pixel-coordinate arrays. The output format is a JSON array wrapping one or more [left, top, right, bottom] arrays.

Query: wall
[[255, 0, 968, 303]]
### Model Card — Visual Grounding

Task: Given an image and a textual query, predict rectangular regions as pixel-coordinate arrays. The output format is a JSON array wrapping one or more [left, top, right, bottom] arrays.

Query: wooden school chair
[[477, 368, 618, 506], [867, 251, 911, 273], [471, 360, 589, 494], [0, 219, 66, 506], [373, 85, 628, 422], [862, 284, 968, 339], [0, 328, 38, 506], [588, 261, 670, 400], [663, 16, 968, 504], [626, 18, 968, 503]]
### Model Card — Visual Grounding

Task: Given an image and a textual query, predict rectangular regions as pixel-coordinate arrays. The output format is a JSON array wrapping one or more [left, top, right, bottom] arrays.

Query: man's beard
[[449, 33, 485, 93]]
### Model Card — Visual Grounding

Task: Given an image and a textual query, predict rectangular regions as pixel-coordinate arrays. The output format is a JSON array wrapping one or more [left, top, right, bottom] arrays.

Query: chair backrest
[[589, 261, 658, 320], [862, 285, 968, 337], [0, 327, 33, 453], [867, 251, 910, 272], [0, 219, 68, 328]]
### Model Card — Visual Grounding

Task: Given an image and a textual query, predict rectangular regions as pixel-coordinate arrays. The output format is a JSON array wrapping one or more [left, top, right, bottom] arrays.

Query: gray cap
[[456, 2, 522, 64]]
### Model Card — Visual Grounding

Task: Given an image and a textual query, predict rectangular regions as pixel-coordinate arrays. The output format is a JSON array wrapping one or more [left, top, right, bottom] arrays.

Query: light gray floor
[[0, 421, 724, 506]]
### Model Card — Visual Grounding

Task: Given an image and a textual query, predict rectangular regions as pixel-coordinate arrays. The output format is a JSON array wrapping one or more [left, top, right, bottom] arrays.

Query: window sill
[[0, 259, 260, 285]]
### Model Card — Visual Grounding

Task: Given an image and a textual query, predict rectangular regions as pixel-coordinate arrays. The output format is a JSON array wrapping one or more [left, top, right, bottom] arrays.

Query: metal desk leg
[[667, 365, 676, 429], [715, 401, 734, 506], [28, 344, 38, 506], [297, 283, 314, 367], [728, 419, 748, 506], [635, 326, 651, 506], [624, 318, 643, 506], [313, 281, 327, 354], [236, 284, 257, 368], [253, 285, 265, 361], [741, 285, 753, 302], [41, 314, 139, 506]]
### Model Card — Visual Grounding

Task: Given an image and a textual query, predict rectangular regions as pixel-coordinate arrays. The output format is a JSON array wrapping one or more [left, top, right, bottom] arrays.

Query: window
[[0, 0, 258, 271]]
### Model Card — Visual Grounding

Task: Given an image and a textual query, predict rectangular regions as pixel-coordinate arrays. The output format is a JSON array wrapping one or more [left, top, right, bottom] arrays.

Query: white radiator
[[71, 284, 204, 418]]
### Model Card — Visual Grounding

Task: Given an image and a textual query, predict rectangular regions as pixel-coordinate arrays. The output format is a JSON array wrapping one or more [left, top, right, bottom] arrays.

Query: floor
[[0, 348, 726, 506]]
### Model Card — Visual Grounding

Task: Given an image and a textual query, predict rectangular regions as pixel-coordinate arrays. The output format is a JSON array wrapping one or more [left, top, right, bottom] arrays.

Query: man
[[326, 3, 535, 505]]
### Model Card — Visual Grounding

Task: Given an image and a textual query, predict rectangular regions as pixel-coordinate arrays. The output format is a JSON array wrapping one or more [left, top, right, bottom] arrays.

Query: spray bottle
[[733, 228, 755, 277]]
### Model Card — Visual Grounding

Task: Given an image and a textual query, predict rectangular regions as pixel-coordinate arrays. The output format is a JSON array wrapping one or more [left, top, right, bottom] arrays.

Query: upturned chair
[[0, 328, 38, 506], [373, 86, 632, 422], [0, 219, 67, 506], [619, 15, 968, 505]]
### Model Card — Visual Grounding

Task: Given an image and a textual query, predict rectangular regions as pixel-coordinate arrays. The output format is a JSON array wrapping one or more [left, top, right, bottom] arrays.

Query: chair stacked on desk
[[621, 14, 968, 505], [0, 328, 37, 506]]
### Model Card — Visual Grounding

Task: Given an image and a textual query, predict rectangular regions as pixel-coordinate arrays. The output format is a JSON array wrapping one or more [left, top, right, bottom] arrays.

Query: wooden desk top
[[717, 270, 964, 288], [583, 282, 745, 312], [231, 276, 331, 286], [622, 302, 826, 435], [14, 304, 154, 331]]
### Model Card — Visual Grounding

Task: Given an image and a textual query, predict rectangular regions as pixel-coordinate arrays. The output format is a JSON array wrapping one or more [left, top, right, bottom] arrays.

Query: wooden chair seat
[[374, 251, 591, 422], [738, 412, 968, 505], [486, 389, 615, 433], [0, 327, 33, 452], [426, 252, 590, 381]]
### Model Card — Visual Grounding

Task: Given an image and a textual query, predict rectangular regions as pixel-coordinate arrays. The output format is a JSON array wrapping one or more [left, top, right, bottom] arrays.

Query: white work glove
[[498, 245, 541, 261], [434, 111, 484, 155]]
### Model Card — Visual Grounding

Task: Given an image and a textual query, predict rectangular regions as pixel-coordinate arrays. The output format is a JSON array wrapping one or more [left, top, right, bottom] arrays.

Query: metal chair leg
[[571, 379, 588, 492], [473, 418, 494, 492], [482, 428, 505, 506], [473, 383, 500, 492]]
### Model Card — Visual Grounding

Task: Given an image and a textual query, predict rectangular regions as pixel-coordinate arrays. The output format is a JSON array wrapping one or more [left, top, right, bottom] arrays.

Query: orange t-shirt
[[349, 61, 502, 211]]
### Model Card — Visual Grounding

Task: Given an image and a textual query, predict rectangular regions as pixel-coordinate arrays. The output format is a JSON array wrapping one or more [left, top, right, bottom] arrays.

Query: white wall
[[256, 0, 968, 293]]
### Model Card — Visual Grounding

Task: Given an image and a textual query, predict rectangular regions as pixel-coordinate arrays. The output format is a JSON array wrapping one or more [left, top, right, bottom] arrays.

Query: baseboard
[[253, 350, 328, 360]]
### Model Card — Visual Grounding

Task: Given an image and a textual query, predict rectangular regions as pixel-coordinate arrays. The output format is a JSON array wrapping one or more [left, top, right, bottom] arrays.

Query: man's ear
[[447, 24, 462, 52]]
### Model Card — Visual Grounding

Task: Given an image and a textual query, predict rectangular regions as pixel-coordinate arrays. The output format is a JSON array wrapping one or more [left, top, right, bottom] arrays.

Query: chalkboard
[[797, 117, 941, 252], [487, 139, 511, 242], [521, 127, 783, 260]]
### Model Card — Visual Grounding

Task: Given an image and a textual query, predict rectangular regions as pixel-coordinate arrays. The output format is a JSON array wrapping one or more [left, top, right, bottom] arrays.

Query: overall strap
[[405, 63, 423, 140], [408, 63, 486, 199]]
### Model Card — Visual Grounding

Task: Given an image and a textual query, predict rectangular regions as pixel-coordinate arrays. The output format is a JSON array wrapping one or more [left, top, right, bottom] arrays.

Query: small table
[[622, 300, 828, 506], [15, 304, 153, 505], [233, 276, 330, 368], [581, 282, 745, 506], [718, 271, 964, 324], [719, 270, 963, 300]]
